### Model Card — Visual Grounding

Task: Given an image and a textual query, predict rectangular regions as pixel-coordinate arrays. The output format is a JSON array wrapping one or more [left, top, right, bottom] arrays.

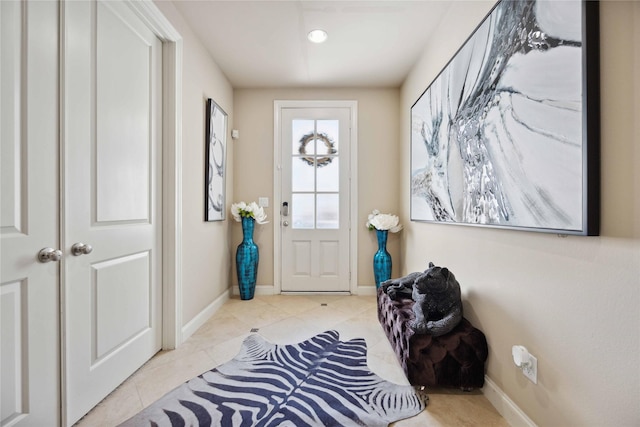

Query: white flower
[[251, 204, 269, 224], [366, 210, 402, 233], [366, 209, 380, 229], [231, 202, 247, 222], [231, 201, 269, 224]]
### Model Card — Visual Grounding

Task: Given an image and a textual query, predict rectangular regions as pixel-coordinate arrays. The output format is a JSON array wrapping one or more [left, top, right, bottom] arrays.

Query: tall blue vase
[[373, 229, 392, 288], [236, 217, 259, 300]]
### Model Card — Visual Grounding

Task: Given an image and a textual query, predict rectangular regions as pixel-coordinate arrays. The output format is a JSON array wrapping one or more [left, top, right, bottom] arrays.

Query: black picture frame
[[205, 98, 227, 221], [410, 0, 599, 235]]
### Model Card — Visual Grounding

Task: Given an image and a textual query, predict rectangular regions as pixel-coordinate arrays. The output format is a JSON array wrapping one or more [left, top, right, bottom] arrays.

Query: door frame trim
[[124, 0, 183, 349], [273, 100, 359, 294]]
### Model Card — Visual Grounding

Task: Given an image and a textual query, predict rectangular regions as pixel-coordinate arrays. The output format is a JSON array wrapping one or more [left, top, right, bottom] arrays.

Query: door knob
[[38, 248, 63, 263], [71, 242, 93, 256], [283, 220, 289, 227]]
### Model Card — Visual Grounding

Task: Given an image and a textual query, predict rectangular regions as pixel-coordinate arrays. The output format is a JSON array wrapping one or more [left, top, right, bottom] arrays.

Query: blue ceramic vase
[[373, 229, 392, 288], [236, 217, 259, 300]]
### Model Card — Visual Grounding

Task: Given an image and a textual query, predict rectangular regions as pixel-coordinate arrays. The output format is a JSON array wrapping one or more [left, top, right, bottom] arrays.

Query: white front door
[[279, 106, 352, 292], [62, 1, 163, 424], [1, 1, 60, 425]]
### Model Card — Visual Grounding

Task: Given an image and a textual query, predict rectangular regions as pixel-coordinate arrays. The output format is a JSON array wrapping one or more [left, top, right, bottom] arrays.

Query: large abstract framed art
[[410, 0, 600, 235], [205, 98, 228, 221]]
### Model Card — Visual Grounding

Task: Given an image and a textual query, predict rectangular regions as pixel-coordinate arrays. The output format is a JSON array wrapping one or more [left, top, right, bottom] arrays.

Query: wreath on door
[[298, 132, 337, 168]]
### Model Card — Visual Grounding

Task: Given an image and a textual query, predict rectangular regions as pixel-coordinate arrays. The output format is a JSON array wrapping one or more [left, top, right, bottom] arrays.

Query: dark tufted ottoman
[[377, 287, 488, 389]]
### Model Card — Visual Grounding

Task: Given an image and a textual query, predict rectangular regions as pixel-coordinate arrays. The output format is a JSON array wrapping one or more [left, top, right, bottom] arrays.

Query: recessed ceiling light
[[307, 29, 328, 44]]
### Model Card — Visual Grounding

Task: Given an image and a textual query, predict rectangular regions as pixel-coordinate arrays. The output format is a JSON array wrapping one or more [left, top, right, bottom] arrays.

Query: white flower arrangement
[[231, 201, 269, 224], [366, 209, 402, 233]]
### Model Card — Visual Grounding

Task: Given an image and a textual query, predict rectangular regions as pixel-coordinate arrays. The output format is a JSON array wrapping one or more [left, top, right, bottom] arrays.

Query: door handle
[[282, 202, 289, 227], [38, 248, 63, 263], [71, 242, 93, 256]]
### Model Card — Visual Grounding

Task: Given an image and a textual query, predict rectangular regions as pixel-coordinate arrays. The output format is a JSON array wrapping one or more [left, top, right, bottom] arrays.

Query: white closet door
[[62, 1, 163, 424], [1, 1, 60, 426]]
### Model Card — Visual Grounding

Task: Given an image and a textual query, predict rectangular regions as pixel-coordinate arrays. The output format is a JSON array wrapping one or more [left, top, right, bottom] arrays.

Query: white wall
[[154, 1, 235, 328], [233, 88, 401, 291], [401, 1, 640, 426]]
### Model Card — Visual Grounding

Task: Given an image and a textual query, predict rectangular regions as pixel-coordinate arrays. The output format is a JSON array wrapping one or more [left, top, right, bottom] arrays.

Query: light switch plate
[[258, 197, 269, 207]]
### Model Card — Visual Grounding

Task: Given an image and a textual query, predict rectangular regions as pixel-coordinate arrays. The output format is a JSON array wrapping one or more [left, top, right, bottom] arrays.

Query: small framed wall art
[[205, 98, 228, 221]]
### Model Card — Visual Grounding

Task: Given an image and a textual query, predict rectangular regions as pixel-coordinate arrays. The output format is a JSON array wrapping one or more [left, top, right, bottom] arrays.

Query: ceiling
[[171, 0, 454, 88]]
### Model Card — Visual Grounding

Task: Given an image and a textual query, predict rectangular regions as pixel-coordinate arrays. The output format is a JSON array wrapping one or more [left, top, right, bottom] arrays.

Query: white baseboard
[[254, 285, 275, 296], [231, 284, 275, 296], [231, 285, 378, 296], [356, 285, 378, 296], [483, 376, 537, 427], [181, 288, 231, 341]]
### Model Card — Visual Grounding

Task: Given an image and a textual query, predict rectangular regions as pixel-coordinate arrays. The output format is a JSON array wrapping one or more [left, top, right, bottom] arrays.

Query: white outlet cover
[[258, 197, 269, 208], [522, 354, 538, 384]]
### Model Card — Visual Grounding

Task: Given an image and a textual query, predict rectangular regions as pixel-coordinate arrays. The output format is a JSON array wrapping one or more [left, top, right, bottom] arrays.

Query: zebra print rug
[[119, 330, 427, 426]]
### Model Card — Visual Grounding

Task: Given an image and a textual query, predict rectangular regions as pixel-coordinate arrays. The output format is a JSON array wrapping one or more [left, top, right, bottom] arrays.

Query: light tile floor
[[75, 295, 508, 426]]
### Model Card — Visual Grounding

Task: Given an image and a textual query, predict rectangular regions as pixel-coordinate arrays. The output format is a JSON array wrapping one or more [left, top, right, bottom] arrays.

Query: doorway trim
[[273, 100, 358, 294], [125, 0, 183, 349]]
